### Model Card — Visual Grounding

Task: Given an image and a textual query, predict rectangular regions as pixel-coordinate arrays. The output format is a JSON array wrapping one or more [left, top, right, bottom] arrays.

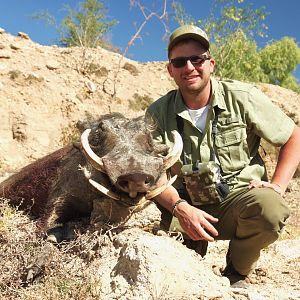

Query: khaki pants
[[212, 187, 290, 275], [158, 187, 290, 275]]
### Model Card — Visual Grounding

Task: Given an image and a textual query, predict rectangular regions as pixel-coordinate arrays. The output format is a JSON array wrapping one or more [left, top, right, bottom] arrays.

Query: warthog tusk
[[81, 129, 106, 173], [89, 179, 148, 208], [89, 179, 120, 201], [129, 191, 138, 198], [145, 175, 177, 199], [90, 174, 177, 202], [163, 131, 183, 170]]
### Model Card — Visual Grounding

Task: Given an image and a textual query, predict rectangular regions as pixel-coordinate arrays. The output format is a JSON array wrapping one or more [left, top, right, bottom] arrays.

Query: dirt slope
[[0, 29, 299, 300]]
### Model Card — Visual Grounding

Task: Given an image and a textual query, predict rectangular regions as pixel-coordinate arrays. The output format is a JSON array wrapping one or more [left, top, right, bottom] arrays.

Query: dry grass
[[59, 121, 81, 146], [0, 198, 111, 300], [122, 62, 140, 76], [0, 198, 40, 298]]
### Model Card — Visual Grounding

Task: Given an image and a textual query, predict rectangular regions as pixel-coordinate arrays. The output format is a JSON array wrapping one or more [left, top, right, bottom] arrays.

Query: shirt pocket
[[214, 122, 250, 173]]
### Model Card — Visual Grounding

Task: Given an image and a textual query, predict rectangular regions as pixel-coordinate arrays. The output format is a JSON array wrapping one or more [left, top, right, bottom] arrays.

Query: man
[[146, 24, 300, 287]]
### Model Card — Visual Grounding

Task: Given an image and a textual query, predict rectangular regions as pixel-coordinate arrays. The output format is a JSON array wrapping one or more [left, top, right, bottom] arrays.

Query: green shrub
[[129, 93, 153, 111], [8, 70, 22, 80], [123, 62, 139, 76], [259, 37, 300, 90], [60, 122, 80, 145]]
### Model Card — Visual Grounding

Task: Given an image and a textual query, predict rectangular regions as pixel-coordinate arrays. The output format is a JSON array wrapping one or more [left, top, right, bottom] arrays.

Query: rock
[[18, 32, 30, 40], [0, 51, 11, 59], [26, 72, 44, 82], [12, 116, 27, 142], [0, 27, 5, 34], [10, 43, 21, 50], [0, 43, 5, 49], [46, 60, 60, 70], [85, 80, 97, 93], [274, 239, 300, 260], [95, 228, 234, 300]]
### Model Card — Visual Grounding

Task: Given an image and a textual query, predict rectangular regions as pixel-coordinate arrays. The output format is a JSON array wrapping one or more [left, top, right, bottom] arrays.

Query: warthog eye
[[153, 143, 169, 156], [135, 133, 154, 152]]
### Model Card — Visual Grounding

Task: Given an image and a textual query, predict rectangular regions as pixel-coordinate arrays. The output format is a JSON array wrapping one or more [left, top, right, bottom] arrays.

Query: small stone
[[26, 72, 44, 82], [0, 51, 11, 59], [10, 43, 21, 50], [0, 27, 5, 34], [0, 43, 5, 49], [12, 120, 27, 142], [46, 60, 60, 70], [18, 32, 30, 40], [85, 80, 97, 93]]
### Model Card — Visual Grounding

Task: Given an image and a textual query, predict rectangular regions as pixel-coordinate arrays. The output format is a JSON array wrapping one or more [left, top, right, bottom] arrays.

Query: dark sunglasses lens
[[171, 57, 187, 68], [190, 56, 205, 65], [171, 56, 209, 68]]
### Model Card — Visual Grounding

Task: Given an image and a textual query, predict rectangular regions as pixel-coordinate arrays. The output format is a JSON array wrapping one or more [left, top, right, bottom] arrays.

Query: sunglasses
[[170, 55, 210, 68]]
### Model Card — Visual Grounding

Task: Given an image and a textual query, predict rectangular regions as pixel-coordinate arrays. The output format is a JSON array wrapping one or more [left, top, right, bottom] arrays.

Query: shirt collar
[[210, 77, 226, 111]]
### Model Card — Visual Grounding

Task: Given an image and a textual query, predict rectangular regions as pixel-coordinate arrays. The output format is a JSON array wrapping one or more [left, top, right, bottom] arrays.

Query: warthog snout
[[117, 173, 155, 193]]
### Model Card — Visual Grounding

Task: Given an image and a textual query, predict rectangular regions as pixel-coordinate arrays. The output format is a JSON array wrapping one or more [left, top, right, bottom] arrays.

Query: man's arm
[[154, 174, 219, 242], [249, 125, 300, 194], [272, 125, 300, 191]]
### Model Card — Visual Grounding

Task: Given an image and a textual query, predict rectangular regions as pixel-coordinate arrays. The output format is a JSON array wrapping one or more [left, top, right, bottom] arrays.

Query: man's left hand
[[248, 180, 283, 196]]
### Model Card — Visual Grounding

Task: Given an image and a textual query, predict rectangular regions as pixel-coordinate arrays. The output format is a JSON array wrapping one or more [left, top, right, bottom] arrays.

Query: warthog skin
[[0, 113, 177, 232]]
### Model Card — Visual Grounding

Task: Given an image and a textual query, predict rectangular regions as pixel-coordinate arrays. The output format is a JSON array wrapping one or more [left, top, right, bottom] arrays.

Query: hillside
[[0, 29, 300, 300], [0, 29, 175, 175], [1, 29, 300, 175]]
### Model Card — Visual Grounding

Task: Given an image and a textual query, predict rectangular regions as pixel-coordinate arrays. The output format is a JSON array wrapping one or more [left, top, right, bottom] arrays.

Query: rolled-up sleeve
[[245, 87, 295, 146]]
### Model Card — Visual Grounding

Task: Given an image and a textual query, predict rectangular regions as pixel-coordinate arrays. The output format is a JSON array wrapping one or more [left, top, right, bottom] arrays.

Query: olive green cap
[[168, 25, 210, 57]]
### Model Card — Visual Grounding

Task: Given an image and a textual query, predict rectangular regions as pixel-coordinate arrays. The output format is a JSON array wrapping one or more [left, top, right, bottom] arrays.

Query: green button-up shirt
[[146, 77, 295, 192]]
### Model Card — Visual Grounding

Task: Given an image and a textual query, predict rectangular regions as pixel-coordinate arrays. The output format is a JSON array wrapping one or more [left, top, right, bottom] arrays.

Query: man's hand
[[173, 201, 218, 242], [248, 180, 283, 196]]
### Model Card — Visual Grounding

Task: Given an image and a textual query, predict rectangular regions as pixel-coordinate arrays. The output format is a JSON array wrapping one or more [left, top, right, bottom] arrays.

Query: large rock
[[94, 228, 234, 300]]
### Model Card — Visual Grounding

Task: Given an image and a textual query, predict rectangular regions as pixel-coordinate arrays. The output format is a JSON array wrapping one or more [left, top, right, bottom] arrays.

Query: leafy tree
[[211, 30, 265, 82], [32, 0, 116, 49], [281, 74, 300, 94], [171, 0, 300, 93], [259, 37, 300, 88], [60, 0, 117, 48]]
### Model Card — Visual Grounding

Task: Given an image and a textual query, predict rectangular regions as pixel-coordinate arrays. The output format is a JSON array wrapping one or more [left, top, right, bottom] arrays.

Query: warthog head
[[80, 113, 182, 201]]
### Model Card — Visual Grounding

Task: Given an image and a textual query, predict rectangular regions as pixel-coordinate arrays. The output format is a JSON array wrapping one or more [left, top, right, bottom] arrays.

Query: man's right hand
[[173, 201, 219, 242], [153, 181, 218, 242]]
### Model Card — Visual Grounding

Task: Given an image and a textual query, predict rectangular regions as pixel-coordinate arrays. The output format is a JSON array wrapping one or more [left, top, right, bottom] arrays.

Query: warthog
[[0, 113, 182, 237]]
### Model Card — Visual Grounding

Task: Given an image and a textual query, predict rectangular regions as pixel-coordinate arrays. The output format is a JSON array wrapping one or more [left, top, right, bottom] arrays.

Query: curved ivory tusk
[[129, 191, 138, 198], [81, 129, 105, 172], [163, 131, 183, 170], [89, 179, 120, 201], [145, 175, 177, 199]]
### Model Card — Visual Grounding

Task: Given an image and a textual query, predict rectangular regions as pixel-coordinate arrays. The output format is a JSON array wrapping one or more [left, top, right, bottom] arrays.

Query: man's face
[[167, 40, 215, 95]]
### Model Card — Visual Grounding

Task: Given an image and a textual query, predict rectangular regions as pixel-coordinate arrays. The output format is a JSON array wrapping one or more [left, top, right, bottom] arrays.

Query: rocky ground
[[0, 28, 299, 300]]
